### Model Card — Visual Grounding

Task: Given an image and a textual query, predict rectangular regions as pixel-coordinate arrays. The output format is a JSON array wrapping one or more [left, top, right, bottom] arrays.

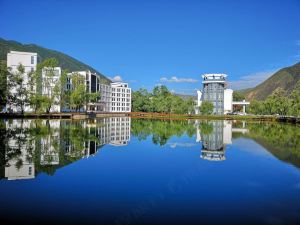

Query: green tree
[[249, 100, 264, 115], [70, 73, 87, 112], [0, 61, 7, 110], [185, 97, 196, 114], [60, 69, 70, 110], [289, 81, 300, 117], [233, 91, 245, 101], [199, 101, 214, 115], [132, 89, 151, 112], [265, 88, 291, 115], [7, 64, 30, 114]]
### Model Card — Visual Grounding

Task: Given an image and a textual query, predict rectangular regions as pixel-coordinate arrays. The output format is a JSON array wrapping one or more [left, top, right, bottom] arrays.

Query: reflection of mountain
[[0, 117, 131, 180], [242, 123, 300, 168]]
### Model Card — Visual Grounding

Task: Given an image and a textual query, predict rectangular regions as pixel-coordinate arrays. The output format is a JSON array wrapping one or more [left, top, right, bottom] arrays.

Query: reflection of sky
[[1, 134, 300, 224], [232, 137, 273, 158]]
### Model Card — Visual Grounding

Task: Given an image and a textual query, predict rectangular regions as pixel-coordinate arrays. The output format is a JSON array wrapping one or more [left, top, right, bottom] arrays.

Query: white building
[[6, 51, 39, 113], [224, 89, 233, 114], [42, 67, 62, 112], [6, 51, 62, 113], [110, 82, 131, 113], [196, 74, 235, 115], [4, 120, 35, 180], [67, 72, 131, 113], [6, 51, 131, 113], [109, 117, 131, 146]]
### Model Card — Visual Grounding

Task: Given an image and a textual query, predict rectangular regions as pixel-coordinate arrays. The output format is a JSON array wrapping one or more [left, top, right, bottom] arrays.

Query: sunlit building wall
[[6, 51, 39, 113]]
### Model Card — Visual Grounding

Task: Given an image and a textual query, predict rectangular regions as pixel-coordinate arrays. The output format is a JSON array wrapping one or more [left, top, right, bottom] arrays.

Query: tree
[[70, 73, 87, 112], [39, 59, 60, 113], [7, 64, 30, 114], [0, 61, 7, 110], [265, 88, 291, 115], [289, 81, 300, 117], [199, 101, 214, 115], [60, 69, 70, 110], [249, 100, 264, 115], [132, 89, 151, 112], [185, 97, 196, 114], [233, 91, 245, 101]]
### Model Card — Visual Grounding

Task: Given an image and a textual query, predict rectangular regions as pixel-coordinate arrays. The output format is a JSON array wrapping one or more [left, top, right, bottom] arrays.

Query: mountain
[[0, 38, 111, 84], [241, 62, 300, 100], [174, 93, 197, 100]]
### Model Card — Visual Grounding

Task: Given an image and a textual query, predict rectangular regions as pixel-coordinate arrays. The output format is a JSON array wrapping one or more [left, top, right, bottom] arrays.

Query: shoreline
[[0, 112, 299, 124]]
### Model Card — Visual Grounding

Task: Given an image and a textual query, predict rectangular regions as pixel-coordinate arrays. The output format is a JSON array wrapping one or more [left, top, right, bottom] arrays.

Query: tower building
[[202, 74, 227, 115]]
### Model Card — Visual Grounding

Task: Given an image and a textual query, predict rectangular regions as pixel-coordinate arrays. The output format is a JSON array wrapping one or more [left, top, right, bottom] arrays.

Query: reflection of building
[[201, 121, 226, 161], [197, 120, 248, 161], [5, 120, 35, 180], [2, 117, 131, 181], [40, 120, 60, 165], [109, 117, 131, 146]]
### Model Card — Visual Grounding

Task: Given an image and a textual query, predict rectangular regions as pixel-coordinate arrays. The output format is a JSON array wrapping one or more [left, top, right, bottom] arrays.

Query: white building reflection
[[2, 117, 131, 180], [195, 120, 248, 161]]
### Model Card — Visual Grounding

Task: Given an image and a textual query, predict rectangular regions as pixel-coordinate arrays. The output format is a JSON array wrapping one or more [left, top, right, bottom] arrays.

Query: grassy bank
[[129, 112, 300, 124], [0, 112, 299, 124]]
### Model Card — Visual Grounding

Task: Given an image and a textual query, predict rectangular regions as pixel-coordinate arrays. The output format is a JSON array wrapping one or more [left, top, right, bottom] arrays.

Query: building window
[[31, 56, 34, 64]]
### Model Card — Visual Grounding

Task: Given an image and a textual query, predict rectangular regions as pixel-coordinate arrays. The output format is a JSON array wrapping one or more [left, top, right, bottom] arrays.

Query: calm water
[[0, 118, 300, 225]]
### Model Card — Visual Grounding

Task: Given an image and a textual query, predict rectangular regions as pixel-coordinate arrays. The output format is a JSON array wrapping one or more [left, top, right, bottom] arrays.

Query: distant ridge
[[0, 38, 111, 84], [241, 62, 300, 100]]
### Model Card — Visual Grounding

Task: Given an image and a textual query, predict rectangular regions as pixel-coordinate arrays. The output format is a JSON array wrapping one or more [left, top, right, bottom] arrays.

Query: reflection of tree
[[0, 119, 103, 179], [199, 121, 213, 135], [131, 119, 196, 146], [246, 123, 300, 167]]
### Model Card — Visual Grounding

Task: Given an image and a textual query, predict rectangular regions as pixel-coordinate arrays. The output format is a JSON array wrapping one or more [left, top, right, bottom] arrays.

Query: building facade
[[41, 67, 62, 112], [202, 74, 227, 115], [6, 51, 131, 113], [197, 74, 235, 115], [110, 82, 131, 112], [223, 89, 233, 114], [67, 71, 131, 113], [6, 51, 39, 113]]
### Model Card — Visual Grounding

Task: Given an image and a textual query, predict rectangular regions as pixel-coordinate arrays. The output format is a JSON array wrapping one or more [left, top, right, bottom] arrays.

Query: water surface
[[0, 118, 300, 225]]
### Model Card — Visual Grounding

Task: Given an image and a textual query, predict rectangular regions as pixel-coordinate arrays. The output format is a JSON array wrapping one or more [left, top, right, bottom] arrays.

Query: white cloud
[[168, 142, 197, 148], [229, 70, 277, 90], [160, 76, 198, 83], [109, 75, 122, 82]]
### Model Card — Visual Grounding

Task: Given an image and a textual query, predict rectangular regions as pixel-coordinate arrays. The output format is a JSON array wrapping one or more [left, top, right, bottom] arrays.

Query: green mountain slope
[[0, 38, 111, 84], [243, 62, 300, 100]]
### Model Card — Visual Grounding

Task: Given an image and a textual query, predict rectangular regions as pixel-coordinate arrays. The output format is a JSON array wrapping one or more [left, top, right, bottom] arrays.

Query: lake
[[0, 117, 300, 225]]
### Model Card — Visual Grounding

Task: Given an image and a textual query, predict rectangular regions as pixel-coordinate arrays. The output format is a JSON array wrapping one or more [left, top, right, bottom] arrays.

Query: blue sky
[[1, 0, 300, 94]]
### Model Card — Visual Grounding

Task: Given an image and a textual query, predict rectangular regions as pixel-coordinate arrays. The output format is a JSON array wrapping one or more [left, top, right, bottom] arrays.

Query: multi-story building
[[6, 51, 39, 113], [66, 72, 131, 113], [110, 82, 131, 112], [196, 74, 234, 115], [66, 71, 102, 112], [6, 51, 131, 113], [202, 74, 227, 115], [223, 89, 233, 114], [41, 67, 62, 112]]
